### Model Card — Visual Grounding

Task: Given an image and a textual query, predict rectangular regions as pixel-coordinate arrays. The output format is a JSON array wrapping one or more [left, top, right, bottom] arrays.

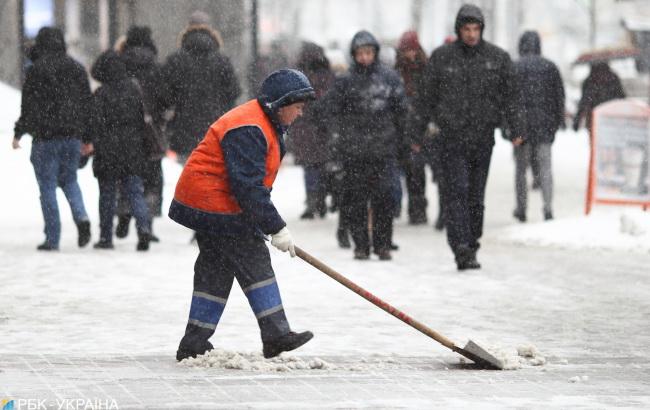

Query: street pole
[[17, 0, 25, 85], [249, 0, 259, 98], [108, 0, 118, 48]]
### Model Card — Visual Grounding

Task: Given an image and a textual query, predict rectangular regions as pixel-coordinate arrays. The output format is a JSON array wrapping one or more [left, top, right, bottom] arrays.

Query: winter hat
[[258, 69, 315, 111], [350, 30, 380, 56], [32, 27, 66, 60], [398, 31, 422, 52], [518, 31, 541, 56], [125, 26, 157, 55], [454, 4, 485, 36], [91, 50, 127, 83]]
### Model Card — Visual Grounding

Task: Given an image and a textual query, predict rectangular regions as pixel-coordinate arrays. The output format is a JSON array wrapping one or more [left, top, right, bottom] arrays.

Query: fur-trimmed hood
[[179, 25, 223, 54]]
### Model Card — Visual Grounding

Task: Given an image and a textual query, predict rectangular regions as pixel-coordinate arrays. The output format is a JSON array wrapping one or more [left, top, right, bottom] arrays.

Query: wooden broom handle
[[294, 246, 458, 352]]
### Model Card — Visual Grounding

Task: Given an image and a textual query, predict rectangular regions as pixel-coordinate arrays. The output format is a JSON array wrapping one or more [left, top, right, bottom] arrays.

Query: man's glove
[[271, 227, 296, 257]]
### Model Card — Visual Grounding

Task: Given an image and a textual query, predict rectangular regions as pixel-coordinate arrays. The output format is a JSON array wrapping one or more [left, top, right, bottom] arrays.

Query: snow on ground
[[1, 82, 649, 407]]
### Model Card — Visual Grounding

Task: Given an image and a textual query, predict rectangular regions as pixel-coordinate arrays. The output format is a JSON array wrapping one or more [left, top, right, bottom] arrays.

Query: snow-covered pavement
[[1, 81, 649, 408]]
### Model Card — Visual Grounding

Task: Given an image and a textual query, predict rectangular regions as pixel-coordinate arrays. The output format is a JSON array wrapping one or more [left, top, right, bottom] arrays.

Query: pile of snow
[[468, 343, 547, 370], [178, 349, 333, 372], [497, 208, 650, 253]]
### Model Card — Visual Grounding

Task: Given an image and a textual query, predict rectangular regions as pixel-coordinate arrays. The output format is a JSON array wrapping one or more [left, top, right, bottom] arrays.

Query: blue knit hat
[[259, 69, 315, 111]]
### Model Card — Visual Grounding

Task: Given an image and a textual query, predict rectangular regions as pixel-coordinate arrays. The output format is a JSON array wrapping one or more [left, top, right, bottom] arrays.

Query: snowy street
[[1, 79, 650, 408]]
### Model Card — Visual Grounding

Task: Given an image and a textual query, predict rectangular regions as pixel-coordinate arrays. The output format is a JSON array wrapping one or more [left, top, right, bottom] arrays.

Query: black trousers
[[404, 151, 428, 221], [178, 233, 291, 352], [439, 142, 493, 256], [341, 160, 395, 253]]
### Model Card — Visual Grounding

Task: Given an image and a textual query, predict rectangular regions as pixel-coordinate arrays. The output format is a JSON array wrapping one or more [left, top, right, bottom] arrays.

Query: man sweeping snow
[[169, 69, 316, 361]]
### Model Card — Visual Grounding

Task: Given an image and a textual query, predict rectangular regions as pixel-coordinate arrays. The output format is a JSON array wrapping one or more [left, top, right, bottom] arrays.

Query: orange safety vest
[[173, 99, 281, 214]]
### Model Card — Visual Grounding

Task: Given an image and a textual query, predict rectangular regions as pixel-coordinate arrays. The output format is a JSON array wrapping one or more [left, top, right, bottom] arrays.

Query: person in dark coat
[[573, 62, 626, 132], [324, 30, 409, 261], [162, 25, 241, 163], [169, 69, 315, 361], [13, 27, 92, 251], [288, 42, 335, 220], [395, 30, 430, 225], [416, 4, 523, 270], [89, 50, 152, 251], [114, 26, 169, 242], [512, 31, 565, 222]]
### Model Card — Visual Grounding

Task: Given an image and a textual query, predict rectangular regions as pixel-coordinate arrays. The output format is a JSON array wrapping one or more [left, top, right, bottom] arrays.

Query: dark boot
[[77, 220, 91, 248], [544, 210, 553, 221], [513, 209, 526, 223], [456, 246, 481, 271], [176, 340, 214, 362], [263, 331, 313, 359], [300, 209, 315, 219], [354, 249, 370, 260], [93, 240, 114, 250], [115, 215, 131, 238], [136, 232, 151, 251], [434, 215, 445, 231], [377, 248, 392, 261], [37, 242, 59, 251]]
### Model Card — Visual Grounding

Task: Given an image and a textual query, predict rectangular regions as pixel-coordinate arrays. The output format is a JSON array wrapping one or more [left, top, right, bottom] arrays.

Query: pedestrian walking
[[13, 27, 92, 251], [416, 4, 523, 270], [396, 30, 429, 225], [89, 50, 152, 251], [512, 31, 565, 222], [573, 61, 625, 132], [114, 26, 168, 242], [324, 30, 408, 261], [169, 69, 315, 361], [287, 42, 335, 220], [162, 23, 240, 164]]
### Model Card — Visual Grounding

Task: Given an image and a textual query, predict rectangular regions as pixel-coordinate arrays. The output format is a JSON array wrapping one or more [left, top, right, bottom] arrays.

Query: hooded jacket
[[288, 42, 336, 165], [14, 27, 92, 143], [324, 30, 408, 162], [89, 50, 147, 179], [416, 4, 522, 146], [513, 31, 565, 144], [162, 25, 241, 155], [121, 27, 168, 129]]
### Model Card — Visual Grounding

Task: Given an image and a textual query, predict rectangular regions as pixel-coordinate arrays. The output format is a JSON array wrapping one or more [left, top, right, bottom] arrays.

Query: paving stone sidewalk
[[2, 353, 650, 409]]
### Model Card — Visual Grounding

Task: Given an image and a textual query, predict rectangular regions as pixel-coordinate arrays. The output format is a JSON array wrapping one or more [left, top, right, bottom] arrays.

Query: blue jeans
[[30, 139, 89, 246], [98, 175, 150, 242]]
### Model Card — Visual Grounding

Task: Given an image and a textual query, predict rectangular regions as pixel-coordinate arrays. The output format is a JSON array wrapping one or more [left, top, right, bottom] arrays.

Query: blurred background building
[[1, 0, 649, 101]]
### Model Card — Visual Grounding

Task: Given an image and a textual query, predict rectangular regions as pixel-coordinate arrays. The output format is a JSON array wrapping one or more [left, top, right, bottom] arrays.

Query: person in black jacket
[[573, 62, 626, 132], [162, 24, 241, 163], [89, 50, 152, 251], [114, 26, 169, 242], [288, 42, 336, 220], [512, 31, 565, 222], [416, 4, 523, 270], [13, 27, 92, 251], [324, 30, 408, 261]]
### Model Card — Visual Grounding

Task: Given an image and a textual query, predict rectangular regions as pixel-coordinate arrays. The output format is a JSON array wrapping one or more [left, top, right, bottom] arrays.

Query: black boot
[[263, 331, 313, 359], [513, 209, 526, 223], [37, 242, 59, 251], [115, 215, 131, 238], [76, 220, 91, 247], [136, 232, 151, 251], [176, 340, 214, 362], [93, 240, 114, 250], [456, 246, 481, 271]]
